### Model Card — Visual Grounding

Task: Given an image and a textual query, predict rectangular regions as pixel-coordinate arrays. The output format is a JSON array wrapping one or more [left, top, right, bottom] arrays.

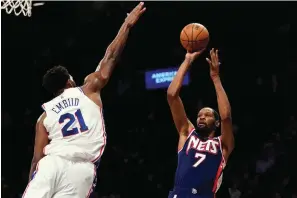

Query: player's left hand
[[206, 48, 221, 79], [125, 2, 146, 28]]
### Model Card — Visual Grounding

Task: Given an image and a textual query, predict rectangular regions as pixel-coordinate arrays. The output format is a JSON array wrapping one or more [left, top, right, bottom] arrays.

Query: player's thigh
[[55, 161, 96, 198], [69, 162, 96, 197], [22, 156, 58, 198]]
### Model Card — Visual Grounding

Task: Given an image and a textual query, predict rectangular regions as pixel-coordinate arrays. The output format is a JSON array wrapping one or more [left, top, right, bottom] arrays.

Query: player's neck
[[55, 88, 66, 97], [55, 86, 73, 96], [208, 131, 215, 138], [197, 129, 215, 138]]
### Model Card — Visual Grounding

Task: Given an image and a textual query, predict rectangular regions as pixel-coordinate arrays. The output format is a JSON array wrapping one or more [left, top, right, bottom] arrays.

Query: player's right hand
[[185, 48, 205, 63], [125, 2, 146, 28]]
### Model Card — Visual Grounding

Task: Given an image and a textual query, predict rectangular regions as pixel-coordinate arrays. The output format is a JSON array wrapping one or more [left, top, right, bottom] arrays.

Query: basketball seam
[[182, 30, 190, 48], [194, 27, 205, 43]]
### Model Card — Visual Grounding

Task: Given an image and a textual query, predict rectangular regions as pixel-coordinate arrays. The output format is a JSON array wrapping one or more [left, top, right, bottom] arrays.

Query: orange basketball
[[180, 23, 209, 52]]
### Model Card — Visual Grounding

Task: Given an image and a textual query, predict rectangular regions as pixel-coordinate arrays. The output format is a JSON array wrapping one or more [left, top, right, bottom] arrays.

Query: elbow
[[167, 89, 178, 100], [32, 151, 45, 165], [99, 56, 116, 80], [31, 156, 40, 165], [104, 49, 116, 62], [167, 81, 181, 99], [167, 84, 180, 98]]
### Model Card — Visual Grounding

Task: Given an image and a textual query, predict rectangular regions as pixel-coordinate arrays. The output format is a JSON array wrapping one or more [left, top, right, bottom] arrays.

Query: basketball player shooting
[[22, 3, 145, 198], [167, 48, 234, 198]]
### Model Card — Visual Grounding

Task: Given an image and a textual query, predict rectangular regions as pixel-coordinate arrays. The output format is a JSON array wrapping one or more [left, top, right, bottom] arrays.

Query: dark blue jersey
[[173, 129, 225, 195]]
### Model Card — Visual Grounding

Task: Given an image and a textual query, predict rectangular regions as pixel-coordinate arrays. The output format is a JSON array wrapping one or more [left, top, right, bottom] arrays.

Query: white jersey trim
[[77, 86, 107, 163], [217, 136, 226, 164], [91, 108, 107, 163]]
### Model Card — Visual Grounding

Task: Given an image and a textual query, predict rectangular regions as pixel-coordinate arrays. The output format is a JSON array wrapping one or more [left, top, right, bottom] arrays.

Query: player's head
[[42, 66, 76, 96], [196, 107, 220, 136]]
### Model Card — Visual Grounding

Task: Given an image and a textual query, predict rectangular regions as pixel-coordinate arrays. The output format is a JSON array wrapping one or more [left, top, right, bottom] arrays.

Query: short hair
[[42, 66, 70, 95], [212, 109, 220, 122]]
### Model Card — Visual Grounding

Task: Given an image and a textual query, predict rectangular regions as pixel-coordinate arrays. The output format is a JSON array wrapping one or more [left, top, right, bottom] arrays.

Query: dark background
[[2, 1, 297, 198]]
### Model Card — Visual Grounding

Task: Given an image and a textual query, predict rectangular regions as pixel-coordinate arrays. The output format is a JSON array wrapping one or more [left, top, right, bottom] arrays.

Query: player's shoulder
[[36, 112, 47, 129], [37, 112, 46, 123]]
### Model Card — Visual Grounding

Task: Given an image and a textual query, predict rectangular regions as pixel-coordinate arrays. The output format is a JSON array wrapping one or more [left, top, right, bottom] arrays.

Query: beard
[[197, 124, 216, 137]]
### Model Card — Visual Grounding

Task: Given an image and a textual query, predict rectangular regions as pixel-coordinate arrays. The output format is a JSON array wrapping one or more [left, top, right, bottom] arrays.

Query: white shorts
[[22, 155, 97, 198]]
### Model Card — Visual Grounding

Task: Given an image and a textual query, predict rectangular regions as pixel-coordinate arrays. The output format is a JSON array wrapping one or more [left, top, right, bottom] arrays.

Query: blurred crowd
[[225, 116, 297, 198]]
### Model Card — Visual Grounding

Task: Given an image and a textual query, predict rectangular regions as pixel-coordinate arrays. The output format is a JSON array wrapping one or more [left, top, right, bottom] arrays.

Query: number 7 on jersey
[[193, 153, 206, 167]]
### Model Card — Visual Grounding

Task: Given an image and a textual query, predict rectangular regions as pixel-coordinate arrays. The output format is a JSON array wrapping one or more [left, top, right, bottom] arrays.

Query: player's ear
[[215, 120, 220, 128], [66, 79, 74, 88]]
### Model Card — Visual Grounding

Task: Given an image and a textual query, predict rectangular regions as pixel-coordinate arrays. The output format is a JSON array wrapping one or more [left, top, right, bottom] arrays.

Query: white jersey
[[42, 87, 106, 163]]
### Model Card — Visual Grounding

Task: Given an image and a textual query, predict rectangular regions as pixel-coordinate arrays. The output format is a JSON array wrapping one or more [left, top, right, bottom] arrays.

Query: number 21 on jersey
[[59, 109, 89, 137], [193, 153, 206, 167]]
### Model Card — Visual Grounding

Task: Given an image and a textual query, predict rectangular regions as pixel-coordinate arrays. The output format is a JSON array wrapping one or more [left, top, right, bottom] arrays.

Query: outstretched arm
[[28, 113, 48, 182], [167, 50, 204, 150], [84, 2, 146, 92], [206, 48, 234, 161], [167, 57, 194, 136]]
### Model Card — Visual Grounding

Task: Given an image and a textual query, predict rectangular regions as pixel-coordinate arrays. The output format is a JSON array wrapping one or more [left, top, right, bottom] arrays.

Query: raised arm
[[83, 2, 146, 92], [206, 48, 234, 161], [167, 50, 204, 144], [29, 113, 49, 182]]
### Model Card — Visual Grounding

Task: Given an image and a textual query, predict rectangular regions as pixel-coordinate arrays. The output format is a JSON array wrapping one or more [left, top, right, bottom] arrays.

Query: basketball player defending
[[167, 48, 234, 198], [23, 3, 146, 198]]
